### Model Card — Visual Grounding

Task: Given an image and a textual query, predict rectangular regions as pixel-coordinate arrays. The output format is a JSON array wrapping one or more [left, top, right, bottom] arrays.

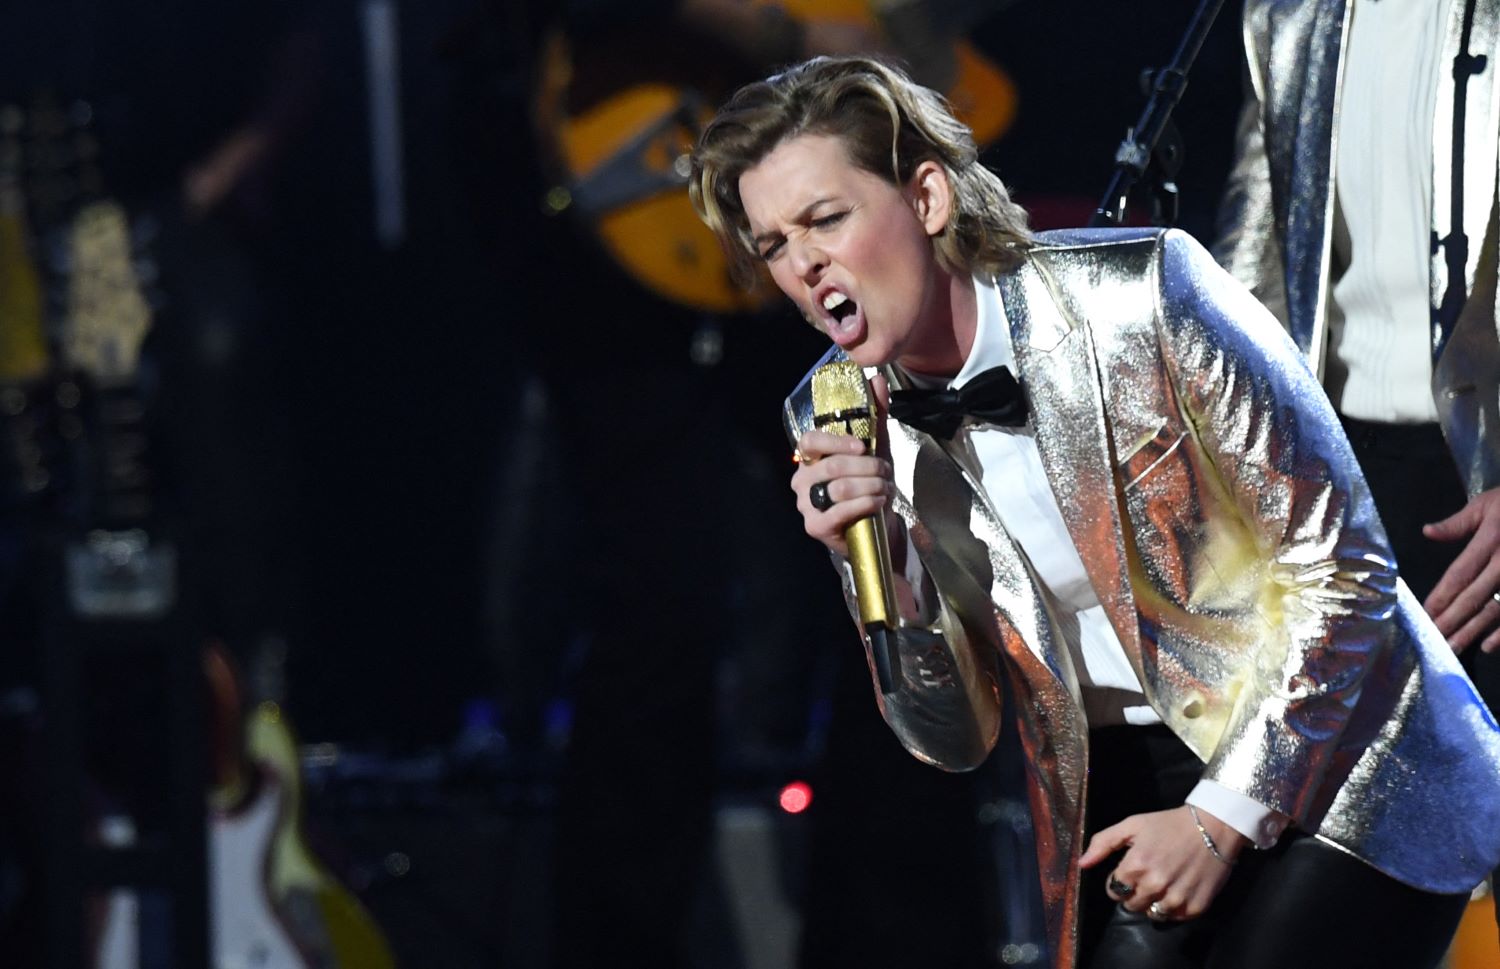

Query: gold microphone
[[811, 361, 900, 694]]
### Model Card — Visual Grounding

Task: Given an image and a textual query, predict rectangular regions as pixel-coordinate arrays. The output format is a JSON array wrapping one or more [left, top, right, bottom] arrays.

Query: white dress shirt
[[898, 275, 1287, 848], [1325, 0, 1448, 422]]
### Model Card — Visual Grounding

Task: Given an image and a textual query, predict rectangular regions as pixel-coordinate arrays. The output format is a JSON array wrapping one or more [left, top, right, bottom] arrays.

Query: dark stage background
[[0, 2, 1249, 967]]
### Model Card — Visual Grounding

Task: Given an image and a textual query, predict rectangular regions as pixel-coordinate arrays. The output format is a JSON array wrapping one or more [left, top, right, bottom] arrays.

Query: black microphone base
[[866, 624, 900, 695]]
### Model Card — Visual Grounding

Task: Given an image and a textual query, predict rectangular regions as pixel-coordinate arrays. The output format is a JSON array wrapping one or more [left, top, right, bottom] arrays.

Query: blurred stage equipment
[[93, 643, 400, 969], [531, 0, 1018, 314], [6, 91, 213, 969], [1091, 0, 1225, 228], [293, 725, 817, 969], [2, 92, 392, 969]]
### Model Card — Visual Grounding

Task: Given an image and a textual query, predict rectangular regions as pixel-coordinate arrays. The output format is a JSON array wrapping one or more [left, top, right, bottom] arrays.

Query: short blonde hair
[[690, 56, 1031, 287]]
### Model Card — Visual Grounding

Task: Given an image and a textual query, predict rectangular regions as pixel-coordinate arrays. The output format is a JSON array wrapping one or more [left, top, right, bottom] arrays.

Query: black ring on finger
[[810, 481, 835, 512], [1106, 875, 1134, 899]]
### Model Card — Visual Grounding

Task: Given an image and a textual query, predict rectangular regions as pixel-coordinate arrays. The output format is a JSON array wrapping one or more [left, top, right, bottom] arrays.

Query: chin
[[842, 344, 889, 369]]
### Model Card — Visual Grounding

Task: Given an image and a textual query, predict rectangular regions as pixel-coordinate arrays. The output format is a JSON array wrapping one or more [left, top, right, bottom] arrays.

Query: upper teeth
[[823, 292, 848, 311]]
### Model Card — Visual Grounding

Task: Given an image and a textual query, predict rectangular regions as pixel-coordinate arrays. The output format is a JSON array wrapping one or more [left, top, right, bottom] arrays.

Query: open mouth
[[823, 290, 858, 324]]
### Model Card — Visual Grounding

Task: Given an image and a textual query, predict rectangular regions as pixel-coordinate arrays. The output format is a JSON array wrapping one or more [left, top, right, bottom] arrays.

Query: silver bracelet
[[1188, 804, 1237, 866]]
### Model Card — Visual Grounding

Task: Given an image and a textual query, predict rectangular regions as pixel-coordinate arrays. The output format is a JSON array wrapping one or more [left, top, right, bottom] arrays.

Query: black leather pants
[[1078, 725, 1469, 969]]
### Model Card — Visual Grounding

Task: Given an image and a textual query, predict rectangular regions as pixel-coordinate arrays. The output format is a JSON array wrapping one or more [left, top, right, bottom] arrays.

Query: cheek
[[769, 264, 802, 302], [855, 216, 924, 284]]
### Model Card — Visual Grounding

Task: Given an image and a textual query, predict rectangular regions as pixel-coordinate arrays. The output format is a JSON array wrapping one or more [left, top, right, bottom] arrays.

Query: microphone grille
[[811, 361, 876, 448]]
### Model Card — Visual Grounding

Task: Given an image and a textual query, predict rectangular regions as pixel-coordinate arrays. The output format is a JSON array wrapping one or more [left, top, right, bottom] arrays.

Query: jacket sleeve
[[783, 356, 1003, 772], [1154, 229, 1398, 823], [831, 528, 1005, 772]]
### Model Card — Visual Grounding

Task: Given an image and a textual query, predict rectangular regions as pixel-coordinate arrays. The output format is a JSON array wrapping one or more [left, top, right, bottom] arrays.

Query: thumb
[[870, 372, 890, 416], [870, 372, 892, 459]]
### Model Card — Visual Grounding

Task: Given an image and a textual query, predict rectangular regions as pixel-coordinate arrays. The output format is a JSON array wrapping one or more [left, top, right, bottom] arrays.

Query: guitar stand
[[1090, 0, 1226, 228], [41, 523, 209, 969]]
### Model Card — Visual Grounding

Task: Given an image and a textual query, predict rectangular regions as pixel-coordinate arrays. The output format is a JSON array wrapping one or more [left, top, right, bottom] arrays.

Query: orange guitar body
[[1446, 886, 1499, 969], [535, 1, 1017, 315]]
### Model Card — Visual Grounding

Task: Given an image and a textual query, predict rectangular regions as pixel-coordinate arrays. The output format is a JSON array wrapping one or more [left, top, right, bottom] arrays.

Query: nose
[[787, 235, 826, 283]]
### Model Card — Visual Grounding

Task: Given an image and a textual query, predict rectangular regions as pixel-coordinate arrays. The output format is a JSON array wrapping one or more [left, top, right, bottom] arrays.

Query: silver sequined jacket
[[785, 228, 1500, 969], [1214, 0, 1500, 494]]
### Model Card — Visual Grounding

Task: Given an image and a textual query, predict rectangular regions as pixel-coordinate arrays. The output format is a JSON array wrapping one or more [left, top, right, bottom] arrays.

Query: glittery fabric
[[1214, 0, 1500, 495], [786, 228, 1500, 969]]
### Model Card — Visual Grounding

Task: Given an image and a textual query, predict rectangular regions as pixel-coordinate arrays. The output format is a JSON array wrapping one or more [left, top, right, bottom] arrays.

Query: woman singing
[[689, 56, 1500, 969]]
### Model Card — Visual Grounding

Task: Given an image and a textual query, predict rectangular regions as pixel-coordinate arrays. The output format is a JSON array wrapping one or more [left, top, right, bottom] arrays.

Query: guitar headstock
[[60, 199, 154, 384], [21, 95, 158, 388], [4, 94, 169, 542]]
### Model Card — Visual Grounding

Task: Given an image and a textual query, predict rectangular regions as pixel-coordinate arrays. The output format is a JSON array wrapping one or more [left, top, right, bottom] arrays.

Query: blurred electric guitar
[[30, 98, 293, 968], [99, 643, 397, 969], [68, 214, 392, 969], [534, 0, 1018, 314], [17, 99, 394, 969], [243, 639, 398, 969]]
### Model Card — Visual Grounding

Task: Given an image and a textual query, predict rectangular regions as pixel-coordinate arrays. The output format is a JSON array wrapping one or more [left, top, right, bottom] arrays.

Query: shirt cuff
[[1186, 779, 1289, 850]]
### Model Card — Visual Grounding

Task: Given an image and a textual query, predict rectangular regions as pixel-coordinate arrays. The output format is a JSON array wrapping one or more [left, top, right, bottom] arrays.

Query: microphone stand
[[1090, 0, 1227, 228]]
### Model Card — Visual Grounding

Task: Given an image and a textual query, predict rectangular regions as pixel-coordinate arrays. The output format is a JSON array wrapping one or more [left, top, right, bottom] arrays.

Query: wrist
[[1187, 804, 1245, 866]]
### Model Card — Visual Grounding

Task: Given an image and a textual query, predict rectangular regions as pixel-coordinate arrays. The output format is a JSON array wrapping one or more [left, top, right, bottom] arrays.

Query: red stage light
[[778, 781, 813, 814]]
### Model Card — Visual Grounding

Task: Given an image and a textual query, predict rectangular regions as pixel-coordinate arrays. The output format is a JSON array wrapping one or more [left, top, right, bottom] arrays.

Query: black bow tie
[[888, 365, 1028, 439]]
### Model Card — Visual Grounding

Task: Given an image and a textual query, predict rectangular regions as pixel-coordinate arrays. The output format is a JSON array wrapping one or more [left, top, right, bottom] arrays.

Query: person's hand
[[792, 374, 894, 558], [1077, 806, 1245, 922], [1424, 486, 1500, 653]]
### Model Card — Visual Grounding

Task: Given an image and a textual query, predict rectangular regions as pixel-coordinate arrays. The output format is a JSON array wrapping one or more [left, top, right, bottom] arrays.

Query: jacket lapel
[[1431, 0, 1500, 346], [1000, 260, 1146, 682], [882, 366, 1082, 690], [1278, 0, 1350, 375], [882, 368, 1090, 967]]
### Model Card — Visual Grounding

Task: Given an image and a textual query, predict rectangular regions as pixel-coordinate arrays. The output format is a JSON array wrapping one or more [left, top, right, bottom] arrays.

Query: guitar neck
[[89, 382, 153, 527]]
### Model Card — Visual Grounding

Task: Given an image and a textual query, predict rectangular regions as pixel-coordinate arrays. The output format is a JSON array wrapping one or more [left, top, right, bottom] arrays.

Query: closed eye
[[758, 211, 845, 261]]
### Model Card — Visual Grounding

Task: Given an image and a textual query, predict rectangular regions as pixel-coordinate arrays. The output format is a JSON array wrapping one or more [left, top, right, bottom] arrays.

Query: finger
[[1429, 557, 1500, 637], [1444, 596, 1500, 654], [1424, 502, 1481, 543], [1120, 883, 1161, 914], [1103, 871, 1137, 902], [802, 488, 888, 525], [870, 373, 891, 415], [1153, 890, 1187, 919], [808, 474, 893, 510], [797, 430, 869, 463], [869, 374, 894, 461], [804, 494, 888, 555], [1078, 824, 1131, 869], [791, 454, 891, 495], [1483, 625, 1500, 653], [1425, 539, 1496, 617]]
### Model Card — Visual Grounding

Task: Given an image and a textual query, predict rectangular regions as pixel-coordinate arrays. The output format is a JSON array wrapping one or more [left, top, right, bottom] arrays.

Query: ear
[[908, 160, 953, 237]]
